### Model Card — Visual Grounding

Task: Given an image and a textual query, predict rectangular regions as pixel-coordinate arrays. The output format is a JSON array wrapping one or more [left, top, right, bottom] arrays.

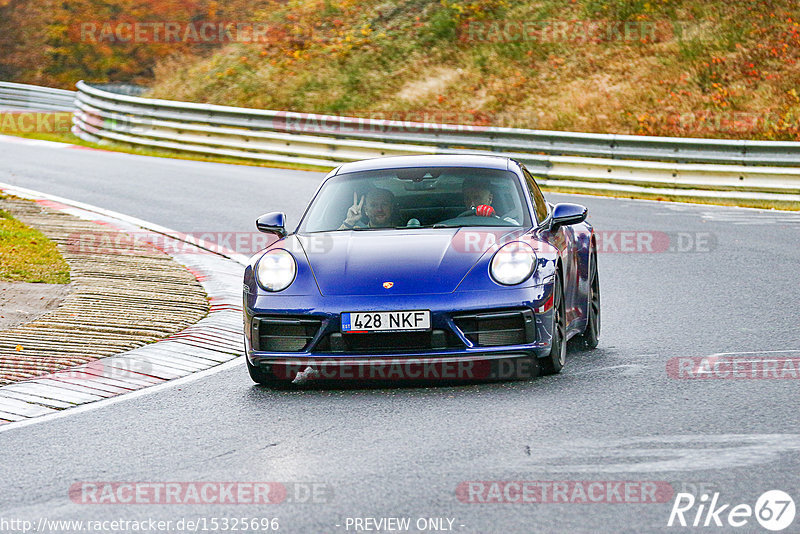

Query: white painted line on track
[[711, 349, 800, 356], [0, 181, 251, 265], [0, 134, 74, 149], [0, 358, 243, 434]]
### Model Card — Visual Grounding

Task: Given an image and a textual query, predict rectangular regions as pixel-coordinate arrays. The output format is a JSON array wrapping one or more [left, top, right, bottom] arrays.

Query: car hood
[[298, 228, 524, 296]]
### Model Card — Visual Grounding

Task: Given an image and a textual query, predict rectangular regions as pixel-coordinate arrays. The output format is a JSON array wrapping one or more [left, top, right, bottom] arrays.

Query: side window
[[522, 167, 549, 224]]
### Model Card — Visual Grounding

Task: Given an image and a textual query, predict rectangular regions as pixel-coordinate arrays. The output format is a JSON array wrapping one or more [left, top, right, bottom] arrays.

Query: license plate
[[341, 310, 431, 333]]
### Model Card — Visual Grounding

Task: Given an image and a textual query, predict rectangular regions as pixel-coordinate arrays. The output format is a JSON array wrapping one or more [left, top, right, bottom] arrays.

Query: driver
[[462, 177, 496, 217], [340, 188, 396, 229], [461, 177, 519, 224]]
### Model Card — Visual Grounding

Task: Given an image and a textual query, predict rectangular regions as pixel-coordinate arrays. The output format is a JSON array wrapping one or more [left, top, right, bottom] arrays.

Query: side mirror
[[550, 203, 587, 231], [256, 212, 287, 237]]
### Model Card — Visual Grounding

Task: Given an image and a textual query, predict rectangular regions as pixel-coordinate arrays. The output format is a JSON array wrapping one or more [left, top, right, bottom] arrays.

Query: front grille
[[453, 309, 535, 347], [314, 329, 463, 354], [252, 316, 322, 352]]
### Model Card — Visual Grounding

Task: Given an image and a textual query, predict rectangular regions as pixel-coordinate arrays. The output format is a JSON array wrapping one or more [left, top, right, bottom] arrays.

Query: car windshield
[[300, 166, 531, 233]]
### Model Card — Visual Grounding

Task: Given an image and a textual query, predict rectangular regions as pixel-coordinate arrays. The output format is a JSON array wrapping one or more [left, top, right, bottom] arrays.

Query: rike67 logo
[[668, 490, 795, 531]]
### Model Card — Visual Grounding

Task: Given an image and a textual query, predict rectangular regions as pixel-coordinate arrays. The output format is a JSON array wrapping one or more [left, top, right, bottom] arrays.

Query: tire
[[578, 249, 600, 350], [246, 357, 288, 387], [540, 271, 566, 375]]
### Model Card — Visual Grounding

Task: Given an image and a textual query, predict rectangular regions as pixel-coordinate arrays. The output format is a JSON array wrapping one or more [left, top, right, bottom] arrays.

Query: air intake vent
[[314, 329, 463, 354], [453, 309, 535, 347], [252, 316, 322, 352]]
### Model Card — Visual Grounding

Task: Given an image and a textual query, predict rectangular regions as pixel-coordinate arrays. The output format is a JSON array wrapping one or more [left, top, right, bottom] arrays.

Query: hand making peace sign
[[343, 191, 365, 227]]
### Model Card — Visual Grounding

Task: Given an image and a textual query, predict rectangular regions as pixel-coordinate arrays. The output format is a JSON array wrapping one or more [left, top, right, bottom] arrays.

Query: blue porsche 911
[[243, 154, 599, 385]]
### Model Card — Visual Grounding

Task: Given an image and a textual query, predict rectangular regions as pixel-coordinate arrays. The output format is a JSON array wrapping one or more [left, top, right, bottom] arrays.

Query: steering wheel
[[456, 205, 498, 218]]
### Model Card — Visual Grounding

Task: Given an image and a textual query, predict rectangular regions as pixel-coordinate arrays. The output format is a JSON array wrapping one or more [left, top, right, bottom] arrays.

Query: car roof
[[333, 154, 512, 175]]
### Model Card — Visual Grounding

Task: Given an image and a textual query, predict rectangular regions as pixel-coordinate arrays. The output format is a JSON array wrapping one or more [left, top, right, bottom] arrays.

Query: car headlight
[[490, 242, 537, 285], [256, 249, 297, 292]]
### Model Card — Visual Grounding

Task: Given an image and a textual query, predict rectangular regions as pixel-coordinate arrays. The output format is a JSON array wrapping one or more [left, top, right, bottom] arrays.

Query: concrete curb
[[0, 183, 245, 425], [0, 196, 209, 379]]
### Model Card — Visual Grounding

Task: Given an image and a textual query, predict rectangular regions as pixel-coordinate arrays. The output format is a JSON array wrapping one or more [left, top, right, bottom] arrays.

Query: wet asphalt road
[[1, 138, 800, 533]]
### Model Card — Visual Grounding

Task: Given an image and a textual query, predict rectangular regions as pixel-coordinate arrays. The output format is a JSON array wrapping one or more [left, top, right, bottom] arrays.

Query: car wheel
[[578, 250, 600, 350], [540, 272, 566, 375]]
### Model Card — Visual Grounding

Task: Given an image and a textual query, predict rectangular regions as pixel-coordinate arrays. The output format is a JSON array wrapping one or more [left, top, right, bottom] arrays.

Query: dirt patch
[[0, 281, 71, 331], [396, 67, 464, 103]]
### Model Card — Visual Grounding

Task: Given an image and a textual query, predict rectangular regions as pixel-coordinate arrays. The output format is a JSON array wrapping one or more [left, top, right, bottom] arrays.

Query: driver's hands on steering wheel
[[475, 204, 495, 217], [456, 204, 499, 219]]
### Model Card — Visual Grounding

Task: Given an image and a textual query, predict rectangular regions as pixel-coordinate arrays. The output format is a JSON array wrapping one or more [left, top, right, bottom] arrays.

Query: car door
[[522, 166, 581, 329]]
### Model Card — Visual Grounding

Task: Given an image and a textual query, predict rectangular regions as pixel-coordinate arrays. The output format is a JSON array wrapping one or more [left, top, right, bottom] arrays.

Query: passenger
[[340, 188, 396, 229]]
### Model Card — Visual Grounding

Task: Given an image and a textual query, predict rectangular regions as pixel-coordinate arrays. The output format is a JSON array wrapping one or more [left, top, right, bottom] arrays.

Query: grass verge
[[0, 198, 70, 283]]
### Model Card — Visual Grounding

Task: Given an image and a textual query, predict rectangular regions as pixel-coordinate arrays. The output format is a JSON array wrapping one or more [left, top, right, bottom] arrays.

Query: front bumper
[[244, 283, 555, 380], [251, 352, 540, 381]]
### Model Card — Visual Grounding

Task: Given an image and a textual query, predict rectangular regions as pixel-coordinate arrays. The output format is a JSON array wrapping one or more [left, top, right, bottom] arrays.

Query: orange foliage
[[0, 0, 273, 87]]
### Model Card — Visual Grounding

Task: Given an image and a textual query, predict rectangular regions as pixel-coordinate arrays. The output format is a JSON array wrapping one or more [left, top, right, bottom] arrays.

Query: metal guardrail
[[72, 81, 800, 165], [0, 79, 787, 201], [71, 81, 800, 199], [0, 82, 76, 111], [90, 83, 148, 97]]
